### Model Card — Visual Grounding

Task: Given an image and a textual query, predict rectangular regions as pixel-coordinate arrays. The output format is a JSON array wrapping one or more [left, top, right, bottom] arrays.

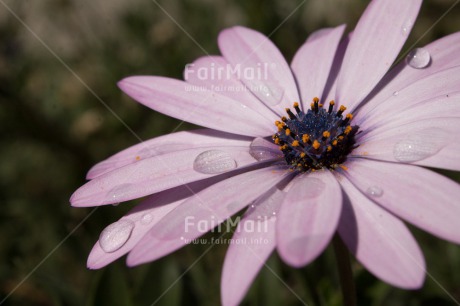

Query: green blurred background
[[1, 0, 460, 305]]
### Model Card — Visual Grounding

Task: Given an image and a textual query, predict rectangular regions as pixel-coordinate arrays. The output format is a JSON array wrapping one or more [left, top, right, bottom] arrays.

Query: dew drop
[[406, 48, 431, 69], [392, 91, 399, 96], [107, 184, 134, 201], [393, 136, 439, 162], [140, 213, 153, 225], [99, 219, 134, 253], [245, 189, 284, 221], [401, 20, 413, 36], [193, 150, 237, 174], [250, 82, 285, 106], [366, 186, 383, 198], [249, 138, 281, 161]]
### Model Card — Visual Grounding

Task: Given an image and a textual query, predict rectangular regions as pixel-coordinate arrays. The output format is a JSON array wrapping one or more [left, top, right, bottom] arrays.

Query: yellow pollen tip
[[300, 152, 306, 158], [292, 140, 299, 147], [319, 103, 323, 108], [281, 116, 287, 122], [285, 129, 291, 136], [274, 138, 280, 144], [310, 102, 314, 109], [302, 134, 310, 143], [338, 136, 344, 141], [279, 145, 287, 150], [313, 97, 319, 103], [135, 156, 141, 161], [329, 100, 335, 106], [322, 131, 331, 138], [346, 113, 353, 120], [344, 126, 352, 135], [340, 165, 348, 171], [327, 146, 332, 152], [339, 105, 347, 112], [285, 108, 290, 112], [297, 163, 302, 167], [293, 102, 299, 108], [312, 140, 320, 150], [332, 140, 338, 146], [275, 120, 281, 126]]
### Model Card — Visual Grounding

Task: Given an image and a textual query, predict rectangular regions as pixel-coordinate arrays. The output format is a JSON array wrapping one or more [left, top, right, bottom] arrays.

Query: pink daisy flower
[[71, 0, 460, 305]]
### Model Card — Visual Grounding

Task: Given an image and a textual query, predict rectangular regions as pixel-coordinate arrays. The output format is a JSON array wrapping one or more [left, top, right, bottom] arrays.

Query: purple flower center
[[273, 98, 359, 172]]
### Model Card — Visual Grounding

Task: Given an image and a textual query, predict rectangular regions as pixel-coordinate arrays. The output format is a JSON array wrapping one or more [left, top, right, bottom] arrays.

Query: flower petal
[[363, 92, 460, 131], [352, 118, 460, 171], [336, 0, 422, 110], [184, 56, 276, 120], [277, 170, 342, 267], [338, 175, 425, 289], [86, 178, 219, 269], [343, 158, 460, 244], [356, 31, 460, 120], [118, 76, 272, 137], [218, 26, 299, 115], [221, 188, 283, 306], [127, 166, 289, 266], [87, 129, 252, 179], [323, 32, 351, 104], [291, 25, 345, 109], [71, 146, 261, 207], [356, 66, 460, 130]]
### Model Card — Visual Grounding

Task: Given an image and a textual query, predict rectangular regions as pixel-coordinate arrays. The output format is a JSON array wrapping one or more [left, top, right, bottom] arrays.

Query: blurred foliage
[[1, 0, 460, 305]]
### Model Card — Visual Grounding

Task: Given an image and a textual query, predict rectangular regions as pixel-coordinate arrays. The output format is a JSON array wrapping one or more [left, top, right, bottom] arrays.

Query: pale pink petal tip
[[277, 170, 342, 267], [337, 0, 422, 111], [338, 176, 426, 289], [221, 189, 282, 306], [118, 76, 273, 137]]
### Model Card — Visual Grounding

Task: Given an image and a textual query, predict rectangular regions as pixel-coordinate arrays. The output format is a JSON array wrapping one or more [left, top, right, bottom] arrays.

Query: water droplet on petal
[[245, 189, 284, 221], [406, 48, 431, 69], [140, 213, 153, 225], [99, 219, 134, 253], [249, 138, 281, 161], [401, 20, 413, 36], [250, 82, 285, 106], [366, 186, 383, 198], [193, 150, 237, 174], [392, 91, 399, 96], [393, 136, 440, 162], [107, 184, 134, 201]]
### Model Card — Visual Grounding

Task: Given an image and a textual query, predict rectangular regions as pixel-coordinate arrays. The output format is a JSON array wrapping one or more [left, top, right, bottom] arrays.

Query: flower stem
[[333, 234, 356, 306]]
